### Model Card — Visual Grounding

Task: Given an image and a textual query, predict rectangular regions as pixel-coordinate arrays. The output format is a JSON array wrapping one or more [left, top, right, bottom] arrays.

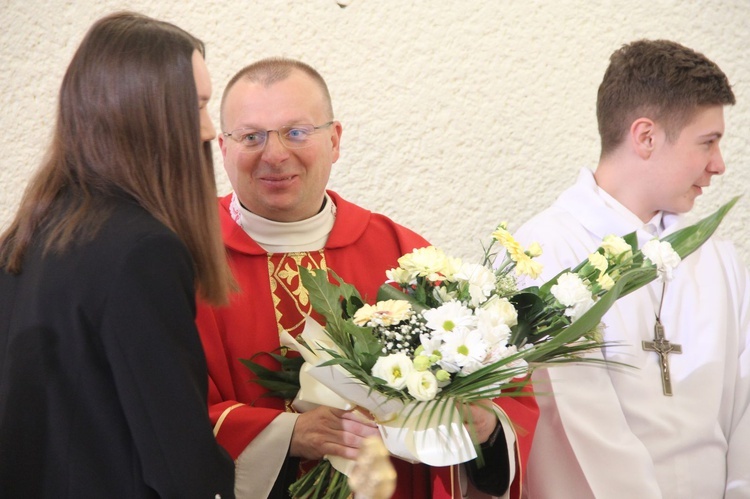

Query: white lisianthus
[[352, 300, 412, 326], [641, 240, 681, 281], [551, 272, 595, 320], [601, 234, 632, 260], [406, 370, 440, 401], [371, 352, 414, 390], [435, 369, 451, 385], [422, 301, 475, 334], [587, 252, 608, 275], [455, 262, 497, 307], [412, 355, 432, 371]]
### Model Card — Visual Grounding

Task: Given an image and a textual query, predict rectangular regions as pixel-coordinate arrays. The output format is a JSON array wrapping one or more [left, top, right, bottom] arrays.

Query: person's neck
[[594, 158, 657, 223], [239, 197, 328, 223]]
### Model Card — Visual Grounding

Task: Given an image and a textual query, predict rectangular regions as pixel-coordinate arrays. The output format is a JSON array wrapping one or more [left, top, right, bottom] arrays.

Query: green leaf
[[376, 283, 429, 313], [509, 291, 547, 346], [662, 196, 739, 259], [299, 267, 349, 344]]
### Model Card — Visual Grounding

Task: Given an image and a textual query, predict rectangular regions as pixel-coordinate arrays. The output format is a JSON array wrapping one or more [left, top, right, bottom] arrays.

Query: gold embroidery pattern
[[267, 251, 327, 337]]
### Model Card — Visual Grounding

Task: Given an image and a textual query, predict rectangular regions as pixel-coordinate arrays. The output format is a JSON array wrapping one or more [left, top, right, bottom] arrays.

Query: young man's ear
[[629, 117, 657, 160]]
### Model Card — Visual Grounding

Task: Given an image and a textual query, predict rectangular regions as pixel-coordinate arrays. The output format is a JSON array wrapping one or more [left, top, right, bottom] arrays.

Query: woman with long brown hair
[[0, 12, 235, 497]]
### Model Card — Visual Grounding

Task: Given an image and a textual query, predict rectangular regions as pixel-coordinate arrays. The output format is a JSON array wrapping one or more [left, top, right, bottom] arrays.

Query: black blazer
[[0, 198, 234, 498]]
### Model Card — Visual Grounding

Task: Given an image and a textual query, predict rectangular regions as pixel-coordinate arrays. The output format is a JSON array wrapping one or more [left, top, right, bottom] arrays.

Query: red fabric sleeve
[[496, 382, 539, 499]]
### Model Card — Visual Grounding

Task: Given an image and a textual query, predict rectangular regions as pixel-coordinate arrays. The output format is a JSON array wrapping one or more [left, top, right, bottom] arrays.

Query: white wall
[[2, 0, 748, 264]]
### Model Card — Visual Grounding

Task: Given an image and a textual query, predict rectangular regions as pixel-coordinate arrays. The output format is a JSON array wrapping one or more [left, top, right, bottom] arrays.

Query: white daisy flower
[[422, 301, 475, 334], [439, 329, 489, 375]]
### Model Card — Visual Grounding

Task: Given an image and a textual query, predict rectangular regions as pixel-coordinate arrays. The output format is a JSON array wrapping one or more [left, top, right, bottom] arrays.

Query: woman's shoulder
[[81, 199, 190, 276]]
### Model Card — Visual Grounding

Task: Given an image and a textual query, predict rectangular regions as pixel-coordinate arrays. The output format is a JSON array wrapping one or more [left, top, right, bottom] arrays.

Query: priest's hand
[[462, 400, 499, 444], [289, 405, 380, 461]]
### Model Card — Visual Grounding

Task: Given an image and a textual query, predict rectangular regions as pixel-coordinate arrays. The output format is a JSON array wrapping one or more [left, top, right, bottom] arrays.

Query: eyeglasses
[[222, 121, 334, 151]]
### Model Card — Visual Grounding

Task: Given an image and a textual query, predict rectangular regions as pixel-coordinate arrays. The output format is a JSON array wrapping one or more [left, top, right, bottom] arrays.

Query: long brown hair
[[0, 11, 232, 304]]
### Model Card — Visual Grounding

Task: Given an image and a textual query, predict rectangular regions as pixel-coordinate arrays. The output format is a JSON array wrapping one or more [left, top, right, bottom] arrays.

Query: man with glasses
[[195, 58, 537, 498]]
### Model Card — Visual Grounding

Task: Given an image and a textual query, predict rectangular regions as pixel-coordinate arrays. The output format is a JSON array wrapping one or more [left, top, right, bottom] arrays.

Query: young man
[[514, 40, 749, 498], [196, 58, 538, 498]]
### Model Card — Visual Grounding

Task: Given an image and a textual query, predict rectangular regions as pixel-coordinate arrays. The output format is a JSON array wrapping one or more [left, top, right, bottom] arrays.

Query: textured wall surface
[[2, 0, 748, 264]]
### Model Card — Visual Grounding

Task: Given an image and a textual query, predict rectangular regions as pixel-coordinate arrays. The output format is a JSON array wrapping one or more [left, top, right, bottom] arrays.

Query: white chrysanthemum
[[439, 329, 489, 375], [641, 240, 681, 281], [418, 333, 443, 359], [397, 246, 459, 282], [455, 262, 497, 307], [385, 267, 417, 285], [551, 272, 595, 320], [371, 352, 414, 390], [422, 301, 475, 334], [406, 370, 440, 401], [588, 252, 608, 275], [352, 300, 412, 326], [601, 235, 632, 260]]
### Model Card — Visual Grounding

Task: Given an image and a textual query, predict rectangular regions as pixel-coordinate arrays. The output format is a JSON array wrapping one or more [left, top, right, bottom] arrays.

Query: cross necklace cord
[[642, 282, 682, 396]]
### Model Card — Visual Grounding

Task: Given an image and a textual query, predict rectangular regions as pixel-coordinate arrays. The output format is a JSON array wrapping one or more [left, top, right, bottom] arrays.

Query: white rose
[[406, 370, 440, 401], [480, 295, 518, 327], [371, 352, 414, 390]]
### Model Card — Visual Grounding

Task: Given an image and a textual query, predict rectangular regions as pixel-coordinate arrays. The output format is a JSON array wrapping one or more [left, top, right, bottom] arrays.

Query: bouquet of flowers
[[243, 197, 737, 499]]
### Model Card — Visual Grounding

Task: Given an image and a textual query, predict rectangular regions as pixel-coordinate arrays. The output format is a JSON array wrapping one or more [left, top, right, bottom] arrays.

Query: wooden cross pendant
[[642, 319, 682, 396]]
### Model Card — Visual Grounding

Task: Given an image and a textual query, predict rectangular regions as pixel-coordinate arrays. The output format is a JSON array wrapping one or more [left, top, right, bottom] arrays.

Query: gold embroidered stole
[[267, 250, 327, 337]]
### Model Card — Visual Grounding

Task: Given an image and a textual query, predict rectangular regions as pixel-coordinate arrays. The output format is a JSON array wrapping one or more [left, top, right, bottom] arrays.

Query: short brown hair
[[597, 39, 735, 157], [0, 11, 233, 304], [220, 57, 334, 129]]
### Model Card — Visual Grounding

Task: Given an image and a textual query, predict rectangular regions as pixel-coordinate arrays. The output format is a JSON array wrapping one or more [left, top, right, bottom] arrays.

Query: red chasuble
[[196, 190, 538, 498]]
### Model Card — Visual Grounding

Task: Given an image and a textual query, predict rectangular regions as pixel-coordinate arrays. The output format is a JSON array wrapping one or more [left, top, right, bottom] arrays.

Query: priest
[[196, 57, 538, 499]]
